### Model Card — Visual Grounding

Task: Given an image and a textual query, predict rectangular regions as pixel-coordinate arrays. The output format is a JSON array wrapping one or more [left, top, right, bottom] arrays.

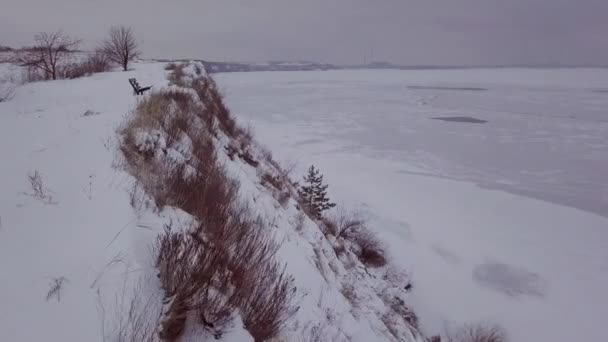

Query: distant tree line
[[8, 26, 140, 81]]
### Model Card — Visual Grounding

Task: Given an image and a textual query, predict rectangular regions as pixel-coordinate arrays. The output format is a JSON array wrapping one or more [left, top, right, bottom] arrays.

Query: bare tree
[[15, 31, 80, 80], [102, 26, 140, 71]]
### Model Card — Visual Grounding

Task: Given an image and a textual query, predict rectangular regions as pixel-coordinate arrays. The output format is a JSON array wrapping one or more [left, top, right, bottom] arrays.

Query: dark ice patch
[[432, 116, 488, 123], [473, 262, 546, 297], [408, 85, 488, 91], [292, 138, 324, 146]]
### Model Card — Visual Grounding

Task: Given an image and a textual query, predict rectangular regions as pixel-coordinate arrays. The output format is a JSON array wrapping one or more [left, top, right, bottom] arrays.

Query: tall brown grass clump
[[119, 63, 296, 340]]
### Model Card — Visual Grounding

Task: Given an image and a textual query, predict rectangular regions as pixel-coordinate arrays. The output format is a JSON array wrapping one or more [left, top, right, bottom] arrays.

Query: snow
[[0, 62, 425, 341], [0, 63, 169, 341], [216, 68, 608, 341], [3, 60, 607, 341]]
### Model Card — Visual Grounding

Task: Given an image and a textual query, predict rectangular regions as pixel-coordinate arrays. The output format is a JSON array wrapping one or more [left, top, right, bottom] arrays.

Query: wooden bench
[[128, 78, 152, 95]]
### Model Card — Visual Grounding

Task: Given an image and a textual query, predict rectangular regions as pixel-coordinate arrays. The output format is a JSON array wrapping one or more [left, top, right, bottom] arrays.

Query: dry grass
[[97, 279, 161, 342], [155, 230, 230, 339], [444, 324, 508, 342], [119, 64, 297, 340], [190, 77, 237, 137]]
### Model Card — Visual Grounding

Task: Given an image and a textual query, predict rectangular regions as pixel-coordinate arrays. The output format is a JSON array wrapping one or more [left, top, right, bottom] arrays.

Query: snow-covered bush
[[352, 226, 387, 267]]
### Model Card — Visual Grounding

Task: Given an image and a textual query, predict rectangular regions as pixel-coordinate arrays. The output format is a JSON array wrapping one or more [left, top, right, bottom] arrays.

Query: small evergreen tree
[[298, 165, 335, 219]]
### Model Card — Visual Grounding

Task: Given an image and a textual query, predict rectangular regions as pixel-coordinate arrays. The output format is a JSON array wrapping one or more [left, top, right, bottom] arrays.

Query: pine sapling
[[298, 165, 335, 219]]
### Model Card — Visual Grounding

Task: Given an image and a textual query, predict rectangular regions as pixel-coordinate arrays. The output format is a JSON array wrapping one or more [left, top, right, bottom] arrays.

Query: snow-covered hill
[[0, 62, 426, 341]]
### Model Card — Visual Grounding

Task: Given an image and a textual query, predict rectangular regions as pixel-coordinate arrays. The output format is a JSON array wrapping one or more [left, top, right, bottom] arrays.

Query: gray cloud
[[2, 0, 607, 65]]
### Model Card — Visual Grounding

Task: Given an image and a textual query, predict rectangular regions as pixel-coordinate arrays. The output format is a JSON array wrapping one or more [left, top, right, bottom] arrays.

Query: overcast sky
[[2, 0, 607, 66]]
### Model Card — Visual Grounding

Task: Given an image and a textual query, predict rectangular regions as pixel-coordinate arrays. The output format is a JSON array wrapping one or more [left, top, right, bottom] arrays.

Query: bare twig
[[46, 276, 68, 302], [27, 170, 57, 204]]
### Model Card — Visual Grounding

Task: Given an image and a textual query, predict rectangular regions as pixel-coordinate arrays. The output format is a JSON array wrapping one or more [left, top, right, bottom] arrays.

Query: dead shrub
[[238, 261, 297, 342], [97, 278, 161, 342], [155, 230, 229, 340], [173, 153, 239, 236], [86, 51, 112, 73], [62, 51, 112, 79], [164, 62, 178, 71], [22, 66, 47, 82], [154, 208, 296, 341], [386, 295, 418, 328], [322, 207, 365, 239], [0, 79, 15, 102], [261, 172, 284, 191], [239, 150, 259, 167], [352, 228, 387, 267], [121, 66, 297, 340], [444, 324, 508, 342]]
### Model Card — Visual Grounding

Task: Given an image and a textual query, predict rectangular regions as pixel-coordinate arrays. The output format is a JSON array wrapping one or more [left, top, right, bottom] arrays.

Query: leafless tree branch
[[102, 26, 140, 71], [13, 31, 80, 80]]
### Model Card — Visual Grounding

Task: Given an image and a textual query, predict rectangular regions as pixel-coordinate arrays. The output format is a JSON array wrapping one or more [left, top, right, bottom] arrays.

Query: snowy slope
[[216, 69, 608, 342], [0, 63, 425, 341], [0, 63, 169, 341]]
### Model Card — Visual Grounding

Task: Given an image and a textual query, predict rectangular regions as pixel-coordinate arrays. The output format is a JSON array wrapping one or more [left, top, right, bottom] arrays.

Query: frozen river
[[218, 68, 608, 341], [218, 68, 608, 217]]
